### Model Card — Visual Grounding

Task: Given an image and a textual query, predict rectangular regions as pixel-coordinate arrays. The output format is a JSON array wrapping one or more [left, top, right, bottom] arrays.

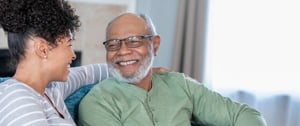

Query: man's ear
[[33, 38, 50, 59], [152, 35, 160, 56]]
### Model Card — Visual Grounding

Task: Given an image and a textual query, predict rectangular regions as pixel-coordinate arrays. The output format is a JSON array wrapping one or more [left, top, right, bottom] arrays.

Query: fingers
[[152, 67, 171, 73]]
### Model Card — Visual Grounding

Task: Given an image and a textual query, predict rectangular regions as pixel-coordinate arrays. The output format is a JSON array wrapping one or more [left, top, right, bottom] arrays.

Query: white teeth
[[119, 60, 136, 66]]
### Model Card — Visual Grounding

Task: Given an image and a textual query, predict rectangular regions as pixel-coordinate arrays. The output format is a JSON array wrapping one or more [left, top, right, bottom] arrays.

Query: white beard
[[108, 47, 154, 84]]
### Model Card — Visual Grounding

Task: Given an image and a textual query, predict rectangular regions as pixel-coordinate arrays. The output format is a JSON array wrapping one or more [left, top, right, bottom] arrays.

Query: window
[[206, 0, 300, 95]]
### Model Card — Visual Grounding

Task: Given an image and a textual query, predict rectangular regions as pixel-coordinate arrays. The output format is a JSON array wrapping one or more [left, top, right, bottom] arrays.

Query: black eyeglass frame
[[102, 34, 154, 51]]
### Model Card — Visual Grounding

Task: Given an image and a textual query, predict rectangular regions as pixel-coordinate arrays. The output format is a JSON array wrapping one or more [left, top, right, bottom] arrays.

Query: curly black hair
[[0, 0, 81, 68]]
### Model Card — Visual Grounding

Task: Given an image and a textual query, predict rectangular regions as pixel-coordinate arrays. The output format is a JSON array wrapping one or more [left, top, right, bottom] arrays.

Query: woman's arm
[[50, 63, 109, 99]]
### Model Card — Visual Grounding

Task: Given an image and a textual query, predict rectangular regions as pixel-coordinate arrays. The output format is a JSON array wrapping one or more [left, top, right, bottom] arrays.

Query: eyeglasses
[[102, 35, 154, 51]]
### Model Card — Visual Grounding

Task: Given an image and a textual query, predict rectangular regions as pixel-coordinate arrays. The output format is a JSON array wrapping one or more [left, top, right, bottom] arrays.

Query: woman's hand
[[152, 67, 171, 73]]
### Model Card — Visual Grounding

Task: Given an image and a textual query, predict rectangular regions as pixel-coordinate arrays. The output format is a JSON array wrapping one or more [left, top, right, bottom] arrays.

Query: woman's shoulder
[[0, 79, 40, 99]]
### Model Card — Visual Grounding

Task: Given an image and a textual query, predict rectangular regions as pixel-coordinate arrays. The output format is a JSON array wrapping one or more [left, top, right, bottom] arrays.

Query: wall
[[69, 1, 130, 65], [136, 0, 179, 69], [0, 29, 8, 48], [0, 0, 136, 65], [0, 0, 179, 68]]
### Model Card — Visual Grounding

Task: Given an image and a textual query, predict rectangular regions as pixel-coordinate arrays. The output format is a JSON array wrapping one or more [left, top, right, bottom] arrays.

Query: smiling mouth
[[117, 60, 138, 66], [67, 62, 72, 68]]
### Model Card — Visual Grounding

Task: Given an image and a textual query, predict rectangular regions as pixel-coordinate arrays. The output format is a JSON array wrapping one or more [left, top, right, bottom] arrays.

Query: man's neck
[[133, 72, 152, 91]]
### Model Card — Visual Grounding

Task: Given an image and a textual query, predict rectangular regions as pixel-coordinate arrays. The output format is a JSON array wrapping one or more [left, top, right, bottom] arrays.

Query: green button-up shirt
[[78, 72, 266, 126]]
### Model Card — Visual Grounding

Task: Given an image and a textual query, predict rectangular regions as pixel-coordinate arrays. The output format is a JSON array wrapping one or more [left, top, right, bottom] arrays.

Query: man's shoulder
[[96, 77, 118, 85], [153, 72, 202, 88], [86, 78, 125, 97], [91, 78, 118, 90], [152, 72, 189, 87], [153, 72, 186, 81]]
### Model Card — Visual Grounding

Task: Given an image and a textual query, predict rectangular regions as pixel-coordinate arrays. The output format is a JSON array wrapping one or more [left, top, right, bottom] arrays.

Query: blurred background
[[1, 0, 300, 125]]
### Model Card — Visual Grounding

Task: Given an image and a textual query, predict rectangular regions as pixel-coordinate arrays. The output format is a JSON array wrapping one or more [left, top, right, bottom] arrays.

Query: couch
[[0, 77, 95, 124], [0, 77, 204, 126]]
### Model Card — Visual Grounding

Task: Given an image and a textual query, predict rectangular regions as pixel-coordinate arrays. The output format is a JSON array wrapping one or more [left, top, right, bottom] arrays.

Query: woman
[[0, 0, 109, 125]]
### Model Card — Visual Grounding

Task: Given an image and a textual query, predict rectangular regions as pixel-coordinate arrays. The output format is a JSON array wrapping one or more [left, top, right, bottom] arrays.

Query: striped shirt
[[0, 64, 109, 126]]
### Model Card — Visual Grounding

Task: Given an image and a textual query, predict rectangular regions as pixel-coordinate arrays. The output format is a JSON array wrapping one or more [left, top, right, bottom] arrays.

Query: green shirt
[[78, 72, 266, 126]]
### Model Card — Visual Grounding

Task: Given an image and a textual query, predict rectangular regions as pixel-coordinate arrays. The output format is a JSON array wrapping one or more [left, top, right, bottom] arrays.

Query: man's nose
[[117, 41, 132, 55]]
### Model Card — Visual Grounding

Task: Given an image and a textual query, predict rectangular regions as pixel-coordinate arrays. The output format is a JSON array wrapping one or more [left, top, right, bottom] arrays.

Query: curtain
[[172, 0, 300, 126], [205, 1, 300, 126], [223, 91, 300, 126], [171, 0, 208, 82]]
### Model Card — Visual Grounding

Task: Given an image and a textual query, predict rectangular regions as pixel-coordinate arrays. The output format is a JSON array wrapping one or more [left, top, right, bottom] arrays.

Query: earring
[[43, 55, 47, 59]]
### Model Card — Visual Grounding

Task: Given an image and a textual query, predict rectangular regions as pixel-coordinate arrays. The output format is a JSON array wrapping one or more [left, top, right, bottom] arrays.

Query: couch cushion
[[0, 77, 10, 83], [65, 84, 95, 123]]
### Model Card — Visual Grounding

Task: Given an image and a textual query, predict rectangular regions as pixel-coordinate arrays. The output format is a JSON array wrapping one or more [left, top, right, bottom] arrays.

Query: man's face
[[107, 44, 154, 83], [105, 14, 159, 83]]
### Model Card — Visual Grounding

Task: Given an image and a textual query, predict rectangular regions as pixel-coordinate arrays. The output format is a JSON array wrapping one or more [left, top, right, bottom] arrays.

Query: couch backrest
[[0, 77, 10, 83]]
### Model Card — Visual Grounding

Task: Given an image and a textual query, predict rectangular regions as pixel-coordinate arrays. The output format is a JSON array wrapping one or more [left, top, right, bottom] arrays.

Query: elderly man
[[78, 13, 267, 126]]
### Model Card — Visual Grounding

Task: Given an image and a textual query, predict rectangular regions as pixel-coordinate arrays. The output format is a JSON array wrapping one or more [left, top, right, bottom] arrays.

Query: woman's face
[[46, 36, 76, 82]]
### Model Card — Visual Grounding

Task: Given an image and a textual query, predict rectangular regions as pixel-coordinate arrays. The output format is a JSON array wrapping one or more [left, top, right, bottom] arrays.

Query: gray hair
[[138, 14, 157, 35], [105, 13, 158, 39]]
